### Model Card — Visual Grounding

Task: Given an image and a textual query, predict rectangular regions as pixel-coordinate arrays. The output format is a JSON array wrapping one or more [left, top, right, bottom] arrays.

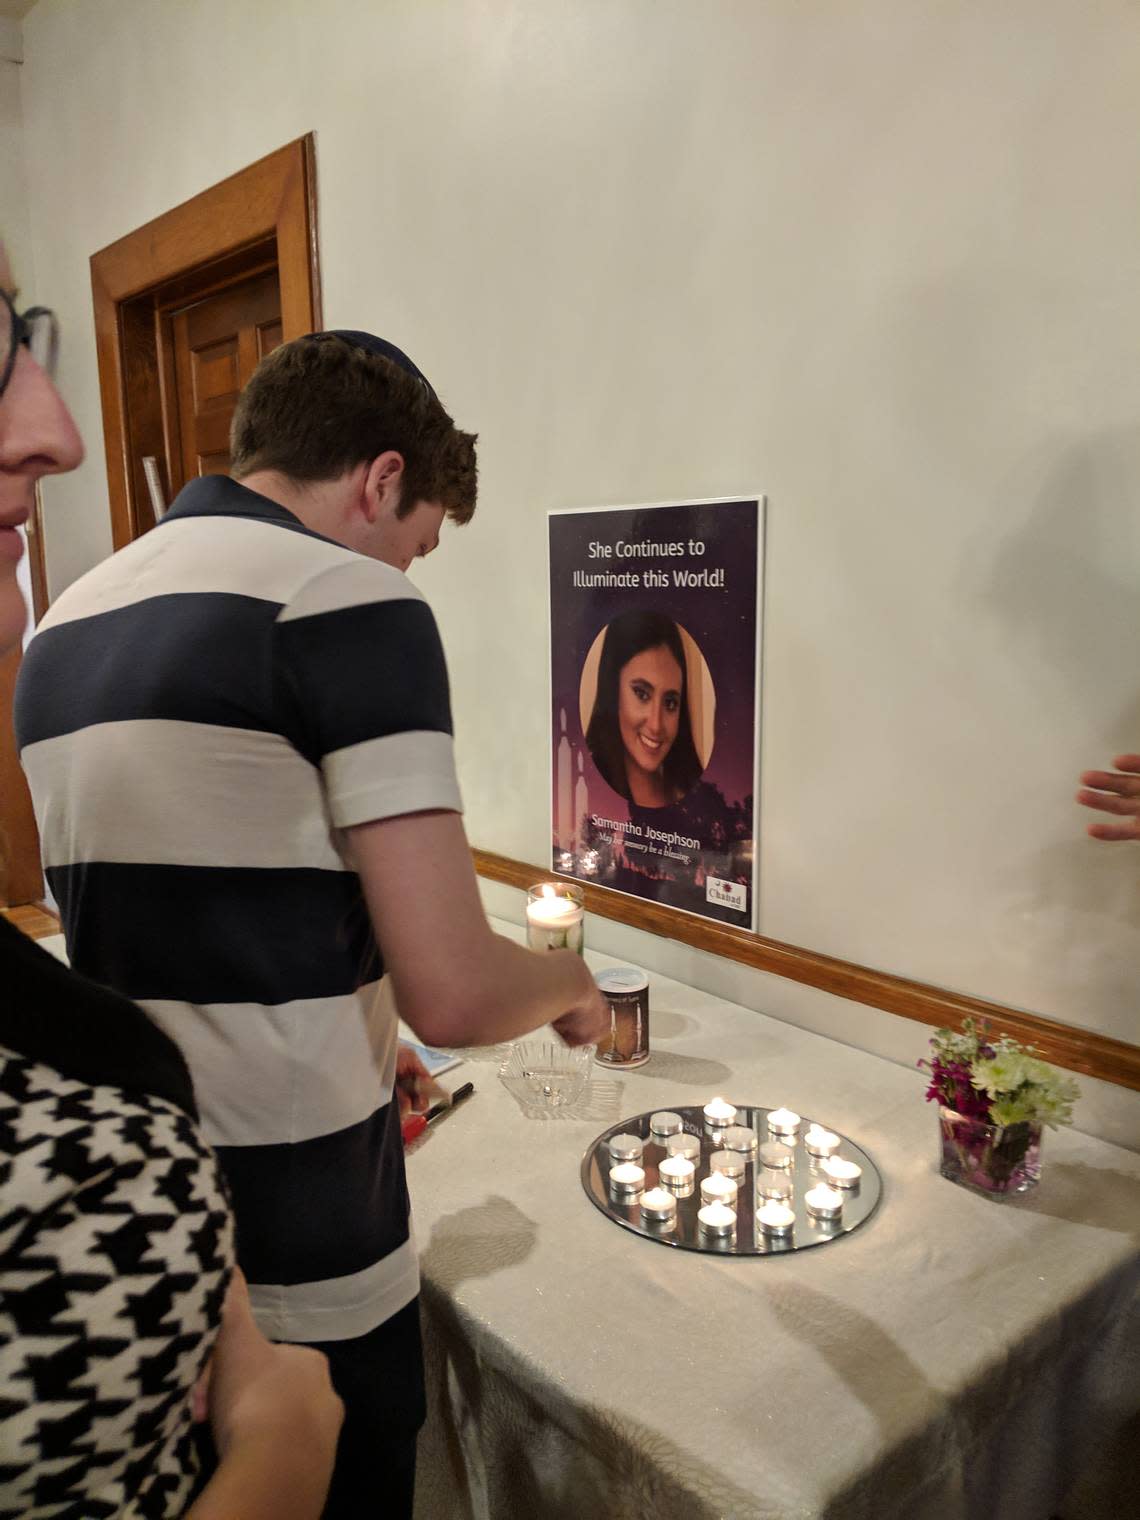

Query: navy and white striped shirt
[[15, 475, 462, 1344]]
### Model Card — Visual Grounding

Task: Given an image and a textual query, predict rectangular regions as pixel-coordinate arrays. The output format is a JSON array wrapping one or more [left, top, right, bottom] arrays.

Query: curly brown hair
[[229, 334, 477, 522]]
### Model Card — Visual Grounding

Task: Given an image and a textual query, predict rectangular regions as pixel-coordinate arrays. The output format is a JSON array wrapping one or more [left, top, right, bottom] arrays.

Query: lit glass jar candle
[[525, 883, 584, 954]]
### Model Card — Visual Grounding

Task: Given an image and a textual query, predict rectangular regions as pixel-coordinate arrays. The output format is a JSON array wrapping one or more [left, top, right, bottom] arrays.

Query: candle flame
[[542, 883, 557, 899]]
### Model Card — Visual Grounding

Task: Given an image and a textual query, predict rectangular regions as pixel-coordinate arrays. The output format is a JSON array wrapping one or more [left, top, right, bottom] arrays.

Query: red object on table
[[401, 1081, 473, 1144]]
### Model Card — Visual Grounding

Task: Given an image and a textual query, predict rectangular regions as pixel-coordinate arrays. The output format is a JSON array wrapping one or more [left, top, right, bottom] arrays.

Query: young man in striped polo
[[16, 331, 607, 1518]]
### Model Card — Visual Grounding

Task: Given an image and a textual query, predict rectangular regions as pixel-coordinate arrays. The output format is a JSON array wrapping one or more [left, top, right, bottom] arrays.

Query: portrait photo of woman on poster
[[583, 609, 711, 809]]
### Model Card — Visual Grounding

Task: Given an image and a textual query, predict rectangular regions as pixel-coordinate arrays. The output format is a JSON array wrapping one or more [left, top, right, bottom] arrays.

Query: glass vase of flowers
[[919, 1019, 1079, 1195]]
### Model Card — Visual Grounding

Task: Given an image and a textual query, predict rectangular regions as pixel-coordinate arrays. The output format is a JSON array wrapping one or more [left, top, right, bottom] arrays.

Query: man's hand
[[1076, 755, 1140, 842], [551, 966, 610, 1048], [394, 1042, 449, 1117]]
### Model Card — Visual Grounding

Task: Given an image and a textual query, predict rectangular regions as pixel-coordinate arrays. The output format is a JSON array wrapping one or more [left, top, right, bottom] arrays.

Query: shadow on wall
[[969, 424, 1140, 1037]]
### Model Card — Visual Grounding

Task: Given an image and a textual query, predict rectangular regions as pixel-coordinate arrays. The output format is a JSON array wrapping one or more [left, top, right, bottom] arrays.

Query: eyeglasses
[[0, 286, 59, 399]]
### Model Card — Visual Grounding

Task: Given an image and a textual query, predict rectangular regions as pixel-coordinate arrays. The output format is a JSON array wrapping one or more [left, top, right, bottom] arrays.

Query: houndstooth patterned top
[[0, 1046, 234, 1518]]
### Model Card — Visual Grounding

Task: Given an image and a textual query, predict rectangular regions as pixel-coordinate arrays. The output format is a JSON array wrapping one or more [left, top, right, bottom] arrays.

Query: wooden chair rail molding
[[472, 849, 1140, 1092]]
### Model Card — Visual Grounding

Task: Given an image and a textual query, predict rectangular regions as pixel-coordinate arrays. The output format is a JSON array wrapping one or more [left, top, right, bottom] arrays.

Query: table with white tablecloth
[[407, 930, 1140, 1520]]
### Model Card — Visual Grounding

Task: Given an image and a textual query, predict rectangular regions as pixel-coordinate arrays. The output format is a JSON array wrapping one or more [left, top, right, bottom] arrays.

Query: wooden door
[[0, 646, 42, 906], [168, 266, 283, 486]]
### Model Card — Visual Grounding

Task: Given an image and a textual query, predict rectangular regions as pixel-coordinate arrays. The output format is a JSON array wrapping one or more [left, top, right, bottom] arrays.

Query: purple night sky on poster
[[549, 498, 762, 928]]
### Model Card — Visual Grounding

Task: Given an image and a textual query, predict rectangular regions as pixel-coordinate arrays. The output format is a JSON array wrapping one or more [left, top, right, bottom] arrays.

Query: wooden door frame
[[91, 135, 322, 550]]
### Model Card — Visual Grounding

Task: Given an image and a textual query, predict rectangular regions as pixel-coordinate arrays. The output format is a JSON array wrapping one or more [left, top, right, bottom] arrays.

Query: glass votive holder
[[526, 882, 584, 954]]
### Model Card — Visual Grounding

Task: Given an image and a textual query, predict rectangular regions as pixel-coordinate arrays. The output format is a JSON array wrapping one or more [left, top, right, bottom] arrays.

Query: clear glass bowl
[[500, 1040, 595, 1109]]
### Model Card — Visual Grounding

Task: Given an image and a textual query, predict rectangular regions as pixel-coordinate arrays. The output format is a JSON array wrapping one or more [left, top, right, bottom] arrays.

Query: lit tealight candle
[[658, 1155, 696, 1191], [697, 1201, 737, 1238], [758, 1141, 792, 1170], [757, 1200, 796, 1236], [640, 1187, 678, 1223], [609, 1162, 646, 1193], [767, 1107, 801, 1137], [665, 1132, 701, 1162], [700, 1172, 739, 1208], [756, 1173, 793, 1204], [709, 1150, 746, 1181], [804, 1126, 840, 1159], [721, 1125, 758, 1155], [804, 1183, 844, 1220], [608, 1133, 644, 1164], [703, 1097, 738, 1130], [650, 1110, 683, 1138], [822, 1156, 862, 1189]]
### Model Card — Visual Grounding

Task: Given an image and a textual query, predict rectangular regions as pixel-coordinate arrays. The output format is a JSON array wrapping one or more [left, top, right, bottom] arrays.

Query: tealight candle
[[758, 1141, 792, 1170], [804, 1126, 840, 1159], [649, 1110, 683, 1138], [703, 1097, 738, 1129], [804, 1183, 844, 1220], [640, 1187, 678, 1223], [700, 1171, 739, 1208], [767, 1107, 801, 1137], [658, 1155, 696, 1191], [665, 1132, 701, 1162], [525, 883, 585, 954], [822, 1156, 862, 1189], [756, 1173, 793, 1204], [709, 1150, 746, 1181], [609, 1162, 645, 1193], [697, 1201, 737, 1238], [721, 1125, 758, 1154], [757, 1200, 796, 1236], [608, 1133, 644, 1164]]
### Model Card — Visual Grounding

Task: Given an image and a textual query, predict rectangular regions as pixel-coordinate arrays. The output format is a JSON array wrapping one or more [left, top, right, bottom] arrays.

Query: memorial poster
[[549, 497, 763, 928]]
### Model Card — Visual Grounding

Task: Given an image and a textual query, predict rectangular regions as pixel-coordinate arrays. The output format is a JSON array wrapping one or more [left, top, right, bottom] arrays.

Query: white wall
[[18, 0, 1140, 1144]]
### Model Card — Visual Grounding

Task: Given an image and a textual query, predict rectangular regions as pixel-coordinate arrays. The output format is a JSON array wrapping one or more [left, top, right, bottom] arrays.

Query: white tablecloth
[[408, 931, 1140, 1520]]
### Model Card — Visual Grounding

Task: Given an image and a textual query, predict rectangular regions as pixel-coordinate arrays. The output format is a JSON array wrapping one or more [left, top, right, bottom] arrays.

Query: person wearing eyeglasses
[[0, 244, 344, 1519]]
